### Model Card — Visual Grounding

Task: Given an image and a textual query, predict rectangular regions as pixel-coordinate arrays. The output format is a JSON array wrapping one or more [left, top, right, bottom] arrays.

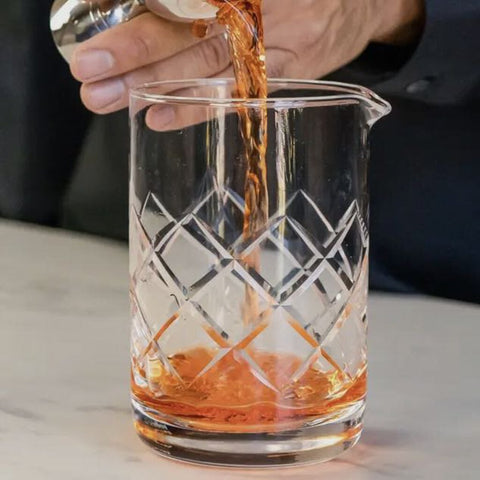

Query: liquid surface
[[132, 347, 366, 432]]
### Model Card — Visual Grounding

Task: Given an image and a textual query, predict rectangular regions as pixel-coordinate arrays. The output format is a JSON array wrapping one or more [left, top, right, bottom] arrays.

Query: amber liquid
[[132, 1, 366, 433], [132, 348, 366, 432]]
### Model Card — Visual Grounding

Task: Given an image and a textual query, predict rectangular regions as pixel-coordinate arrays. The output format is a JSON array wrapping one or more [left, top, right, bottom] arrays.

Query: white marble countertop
[[1, 220, 479, 479]]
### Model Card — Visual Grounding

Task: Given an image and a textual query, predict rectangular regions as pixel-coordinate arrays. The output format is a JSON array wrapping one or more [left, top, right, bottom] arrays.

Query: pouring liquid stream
[[209, 0, 269, 327]]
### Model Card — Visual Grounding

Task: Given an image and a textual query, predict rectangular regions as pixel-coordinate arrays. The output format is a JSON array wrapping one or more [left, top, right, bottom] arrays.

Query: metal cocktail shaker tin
[[50, 0, 218, 62]]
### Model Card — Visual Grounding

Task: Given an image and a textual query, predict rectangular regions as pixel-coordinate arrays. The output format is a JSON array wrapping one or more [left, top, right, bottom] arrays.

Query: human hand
[[70, 0, 424, 114]]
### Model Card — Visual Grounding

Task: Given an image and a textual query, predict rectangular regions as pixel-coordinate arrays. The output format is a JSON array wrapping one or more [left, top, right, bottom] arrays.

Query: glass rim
[[130, 78, 391, 115]]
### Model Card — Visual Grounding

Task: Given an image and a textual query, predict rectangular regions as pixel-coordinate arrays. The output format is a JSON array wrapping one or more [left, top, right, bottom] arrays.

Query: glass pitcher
[[129, 78, 391, 467]]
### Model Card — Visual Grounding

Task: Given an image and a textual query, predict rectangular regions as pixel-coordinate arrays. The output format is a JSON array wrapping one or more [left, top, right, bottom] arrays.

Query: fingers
[[80, 34, 231, 114], [72, 1, 294, 116], [70, 13, 220, 84], [144, 67, 234, 132], [143, 47, 291, 132], [142, 48, 290, 132]]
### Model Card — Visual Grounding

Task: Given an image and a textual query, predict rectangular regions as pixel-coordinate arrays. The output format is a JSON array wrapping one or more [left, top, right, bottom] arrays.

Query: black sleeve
[[0, 0, 91, 226], [334, 0, 480, 106]]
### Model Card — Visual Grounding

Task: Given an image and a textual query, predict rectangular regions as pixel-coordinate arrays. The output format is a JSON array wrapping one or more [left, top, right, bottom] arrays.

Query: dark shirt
[[0, 1, 91, 225], [341, 0, 480, 302], [0, 0, 479, 302]]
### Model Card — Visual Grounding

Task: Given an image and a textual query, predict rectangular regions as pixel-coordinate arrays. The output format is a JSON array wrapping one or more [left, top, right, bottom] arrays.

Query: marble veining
[[1, 221, 479, 480]]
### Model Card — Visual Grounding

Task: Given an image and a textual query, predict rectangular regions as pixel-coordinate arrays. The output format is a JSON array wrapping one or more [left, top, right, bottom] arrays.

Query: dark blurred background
[[1, 1, 479, 303]]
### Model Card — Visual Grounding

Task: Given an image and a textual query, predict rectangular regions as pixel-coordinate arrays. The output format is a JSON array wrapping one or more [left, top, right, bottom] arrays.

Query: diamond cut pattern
[[134, 258, 179, 335], [248, 308, 317, 390], [193, 262, 271, 345], [156, 215, 232, 295], [156, 303, 222, 381], [130, 292, 182, 387], [141, 191, 176, 241], [131, 185, 368, 392], [194, 186, 245, 247]]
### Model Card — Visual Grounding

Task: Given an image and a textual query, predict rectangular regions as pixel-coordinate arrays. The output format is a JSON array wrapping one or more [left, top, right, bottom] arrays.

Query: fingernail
[[74, 49, 115, 80], [148, 106, 176, 130], [84, 79, 125, 110]]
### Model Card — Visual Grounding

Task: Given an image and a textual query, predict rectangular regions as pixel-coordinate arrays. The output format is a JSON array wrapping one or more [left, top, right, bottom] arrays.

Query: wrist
[[370, 0, 425, 46]]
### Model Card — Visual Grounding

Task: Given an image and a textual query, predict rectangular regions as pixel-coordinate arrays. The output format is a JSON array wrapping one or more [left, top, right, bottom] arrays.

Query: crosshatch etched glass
[[129, 79, 391, 467]]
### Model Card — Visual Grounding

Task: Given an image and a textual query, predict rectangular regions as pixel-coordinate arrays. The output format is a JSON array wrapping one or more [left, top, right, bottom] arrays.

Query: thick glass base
[[132, 398, 364, 467]]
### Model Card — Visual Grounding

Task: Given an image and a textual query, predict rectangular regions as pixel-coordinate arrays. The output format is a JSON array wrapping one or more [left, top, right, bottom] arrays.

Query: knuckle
[[266, 51, 289, 78], [268, 62, 286, 78], [197, 36, 230, 73], [298, 24, 322, 50], [131, 34, 153, 63]]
